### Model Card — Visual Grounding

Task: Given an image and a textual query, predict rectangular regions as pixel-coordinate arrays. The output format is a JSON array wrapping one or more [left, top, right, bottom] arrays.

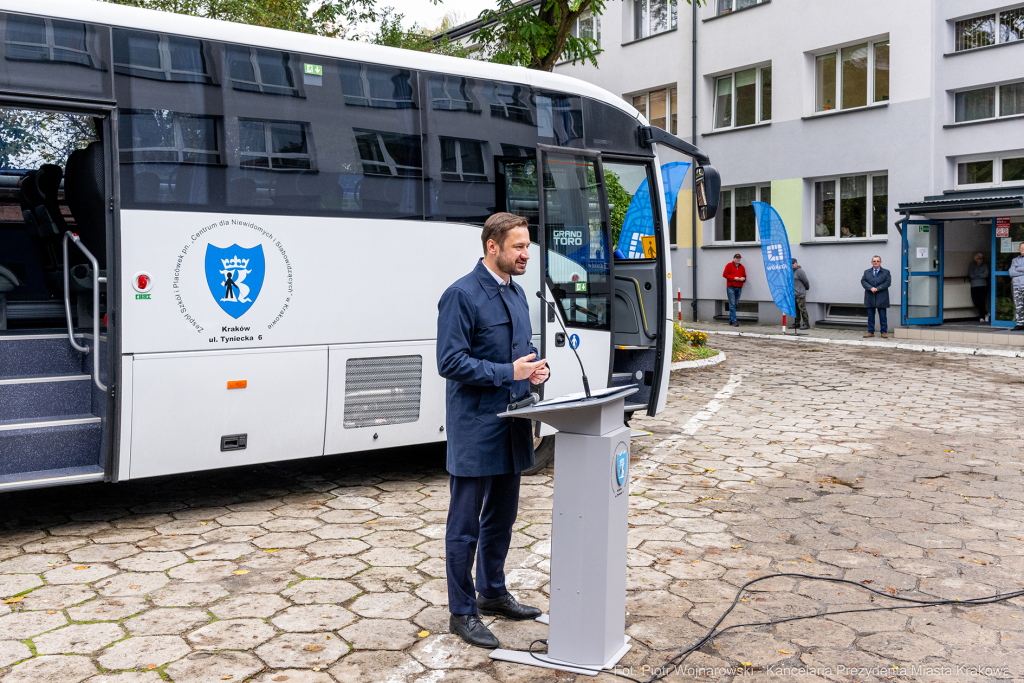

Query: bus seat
[[133, 172, 161, 202], [19, 165, 67, 296], [64, 142, 106, 269]]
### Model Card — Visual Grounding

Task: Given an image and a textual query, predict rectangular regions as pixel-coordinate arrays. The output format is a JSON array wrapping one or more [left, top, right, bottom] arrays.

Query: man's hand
[[871, 287, 878, 293], [529, 364, 549, 385], [513, 353, 547, 381]]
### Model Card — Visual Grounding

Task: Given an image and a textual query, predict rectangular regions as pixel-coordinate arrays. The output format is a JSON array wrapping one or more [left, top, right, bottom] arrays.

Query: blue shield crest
[[616, 450, 628, 486], [205, 244, 265, 319]]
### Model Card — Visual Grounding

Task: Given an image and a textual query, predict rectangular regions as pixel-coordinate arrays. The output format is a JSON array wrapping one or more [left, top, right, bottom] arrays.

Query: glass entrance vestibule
[[900, 215, 1024, 328]]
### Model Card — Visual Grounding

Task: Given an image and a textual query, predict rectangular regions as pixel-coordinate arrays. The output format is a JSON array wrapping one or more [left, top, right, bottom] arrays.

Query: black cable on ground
[[525, 572, 1024, 683]]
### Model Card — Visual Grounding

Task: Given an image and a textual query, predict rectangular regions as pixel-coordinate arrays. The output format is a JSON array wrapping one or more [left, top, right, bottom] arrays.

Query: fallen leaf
[[303, 644, 323, 652], [740, 662, 753, 667], [418, 630, 430, 637], [232, 570, 250, 575], [272, 678, 289, 682], [364, 520, 378, 524], [220, 677, 232, 680], [3, 596, 24, 604], [200, 522, 208, 526], [130, 585, 140, 590], [800, 556, 814, 563], [731, 545, 744, 549], [885, 586, 898, 595], [778, 650, 791, 654], [74, 565, 89, 570], [147, 664, 157, 670], [46, 610, 57, 614], [265, 549, 280, 553]]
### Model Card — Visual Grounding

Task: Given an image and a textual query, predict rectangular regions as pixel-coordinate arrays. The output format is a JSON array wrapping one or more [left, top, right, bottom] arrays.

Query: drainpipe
[[690, 0, 698, 322]]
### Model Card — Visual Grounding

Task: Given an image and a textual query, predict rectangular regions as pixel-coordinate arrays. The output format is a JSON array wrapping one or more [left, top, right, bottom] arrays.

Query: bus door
[[536, 147, 614, 403], [0, 100, 116, 491]]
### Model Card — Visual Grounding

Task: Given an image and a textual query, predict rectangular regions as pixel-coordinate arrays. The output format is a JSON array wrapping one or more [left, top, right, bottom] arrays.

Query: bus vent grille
[[343, 355, 423, 429]]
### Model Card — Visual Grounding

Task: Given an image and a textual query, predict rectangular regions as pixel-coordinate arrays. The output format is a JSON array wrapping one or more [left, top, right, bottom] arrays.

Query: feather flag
[[753, 201, 795, 317]]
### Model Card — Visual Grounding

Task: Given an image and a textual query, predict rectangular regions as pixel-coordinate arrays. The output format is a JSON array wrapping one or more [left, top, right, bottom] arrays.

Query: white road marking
[[630, 373, 743, 485]]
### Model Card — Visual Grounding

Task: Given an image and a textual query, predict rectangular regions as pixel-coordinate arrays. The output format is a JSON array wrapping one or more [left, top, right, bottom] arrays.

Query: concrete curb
[[670, 351, 727, 371], [693, 329, 1024, 359]]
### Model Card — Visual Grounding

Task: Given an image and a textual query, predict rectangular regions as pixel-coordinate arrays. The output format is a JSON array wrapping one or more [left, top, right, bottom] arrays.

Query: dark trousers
[[866, 307, 888, 334], [794, 296, 809, 326], [446, 472, 520, 615], [971, 286, 989, 318]]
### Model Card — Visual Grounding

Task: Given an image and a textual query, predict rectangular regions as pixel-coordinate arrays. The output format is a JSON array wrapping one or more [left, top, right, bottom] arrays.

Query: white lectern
[[490, 385, 637, 676]]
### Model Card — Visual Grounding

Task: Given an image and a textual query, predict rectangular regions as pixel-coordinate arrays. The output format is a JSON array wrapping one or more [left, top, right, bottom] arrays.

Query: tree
[[372, 7, 470, 56], [470, 0, 702, 71], [104, 0, 377, 39]]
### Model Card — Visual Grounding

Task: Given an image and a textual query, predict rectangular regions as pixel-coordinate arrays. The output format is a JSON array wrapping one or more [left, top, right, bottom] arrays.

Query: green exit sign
[[304, 63, 322, 76], [574, 282, 587, 292]]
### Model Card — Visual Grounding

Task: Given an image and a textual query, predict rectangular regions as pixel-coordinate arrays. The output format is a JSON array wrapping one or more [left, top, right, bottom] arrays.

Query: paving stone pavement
[[1, 337, 1023, 682]]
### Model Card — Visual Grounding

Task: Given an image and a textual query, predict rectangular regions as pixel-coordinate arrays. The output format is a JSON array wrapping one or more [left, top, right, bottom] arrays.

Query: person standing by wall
[[436, 212, 550, 648], [1009, 242, 1024, 331], [722, 253, 746, 327], [792, 258, 810, 330], [968, 252, 990, 323], [861, 255, 891, 338]]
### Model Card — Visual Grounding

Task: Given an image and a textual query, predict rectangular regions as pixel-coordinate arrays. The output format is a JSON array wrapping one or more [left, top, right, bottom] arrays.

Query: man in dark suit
[[861, 255, 891, 338], [436, 212, 550, 648]]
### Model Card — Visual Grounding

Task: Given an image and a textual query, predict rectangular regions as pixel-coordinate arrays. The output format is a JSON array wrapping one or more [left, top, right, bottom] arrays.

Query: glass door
[[537, 147, 613, 400], [902, 220, 943, 325], [991, 217, 1024, 328]]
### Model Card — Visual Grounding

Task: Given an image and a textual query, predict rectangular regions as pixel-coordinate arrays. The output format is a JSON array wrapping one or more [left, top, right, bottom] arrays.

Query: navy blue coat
[[861, 267, 892, 308], [437, 260, 538, 477]]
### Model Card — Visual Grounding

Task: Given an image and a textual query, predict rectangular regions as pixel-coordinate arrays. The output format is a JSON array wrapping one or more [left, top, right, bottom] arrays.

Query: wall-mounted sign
[[997, 217, 1011, 238]]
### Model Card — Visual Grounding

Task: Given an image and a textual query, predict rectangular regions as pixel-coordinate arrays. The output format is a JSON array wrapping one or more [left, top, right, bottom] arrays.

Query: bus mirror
[[694, 165, 721, 221]]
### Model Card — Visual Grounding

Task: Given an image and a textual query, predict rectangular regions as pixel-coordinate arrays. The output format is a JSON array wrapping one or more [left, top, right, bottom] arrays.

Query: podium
[[491, 385, 637, 676]]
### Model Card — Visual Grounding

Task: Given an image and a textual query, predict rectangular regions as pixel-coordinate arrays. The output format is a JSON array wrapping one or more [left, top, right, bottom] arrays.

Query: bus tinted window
[[584, 97, 649, 156], [0, 13, 111, 100], [114, 29, 213, 84]]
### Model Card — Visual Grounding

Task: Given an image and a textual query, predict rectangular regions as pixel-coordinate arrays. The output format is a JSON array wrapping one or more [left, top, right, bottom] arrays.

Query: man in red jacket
[[723, 254, 746, 326]]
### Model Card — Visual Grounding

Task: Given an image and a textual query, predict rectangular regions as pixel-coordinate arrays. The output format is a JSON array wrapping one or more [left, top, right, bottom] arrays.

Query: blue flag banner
[[753, 201, 796, 317], [616, 161, 691, 259]]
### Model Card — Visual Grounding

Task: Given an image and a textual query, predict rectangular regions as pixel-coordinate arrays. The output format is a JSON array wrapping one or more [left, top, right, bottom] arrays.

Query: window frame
[[439, 137, 488, 183], [712, 64, 772, 130], [118, 109, 221, 166], [712, 184, 771, 245], [227, 46, 300, 97], [630, 86, 677, 134], [113, 30, 212, 83], [954, 151, 1024, 189], [5, 16, 94, 67], [954, 6, 1024, 52], [633, 0, 678, 40], [572, 10, 601, 48], [715, 0, 768, 17], [810, 172, 889, 241], [812, 38, 889, 114], [354, 129, 422, 178], [952, 80, 1024, 123]]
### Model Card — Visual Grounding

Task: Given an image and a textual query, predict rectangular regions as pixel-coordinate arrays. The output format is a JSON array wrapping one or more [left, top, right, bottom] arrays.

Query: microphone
[[507, 392, 540, 412], [536, 291, 591, 398]]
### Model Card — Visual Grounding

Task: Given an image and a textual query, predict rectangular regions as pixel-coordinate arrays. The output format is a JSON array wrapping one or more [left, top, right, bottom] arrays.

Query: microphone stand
[[536, 291, 591, 398]]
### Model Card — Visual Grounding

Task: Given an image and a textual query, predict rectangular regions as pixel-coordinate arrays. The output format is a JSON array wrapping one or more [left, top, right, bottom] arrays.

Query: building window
[[429, 75, 475, 112], [5, 15, 93, 67], [238, 119, 312, 170], [227, 46, 299, 97], [955, 7, 1024, 52], [713, 65, 771, 129], [634, 0, 677, 40], [487, 83, 532, 124], [956, 153, 1024, 188], [113, 29, 211, 83], [632, 87, 677, 134], [354, 129, 422, 177], [954, 82, 1024, 123], [440, 137, 487, 182], [814, 39, 888, 112], [813, 173, 888, 239], [713, 184, 770, 243], [118, 109, 220, 164], [573, 11, 601, 47], [716, 0, 767, 15], [340, 63, 416, 108]]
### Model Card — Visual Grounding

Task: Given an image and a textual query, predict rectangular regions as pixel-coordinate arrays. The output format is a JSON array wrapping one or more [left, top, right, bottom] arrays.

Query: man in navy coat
[[437, 212, 549, 648], [861, 255, 892, 338]]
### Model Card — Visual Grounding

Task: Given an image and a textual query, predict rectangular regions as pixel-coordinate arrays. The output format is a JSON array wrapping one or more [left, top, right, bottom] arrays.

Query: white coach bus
[[0, 0, 719, 491]]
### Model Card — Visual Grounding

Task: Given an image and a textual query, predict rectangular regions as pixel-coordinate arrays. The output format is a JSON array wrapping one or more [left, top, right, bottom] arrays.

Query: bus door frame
[[599, 152, 667, 417], [535, 144, 615, 396], [0, 94, 122, 482]]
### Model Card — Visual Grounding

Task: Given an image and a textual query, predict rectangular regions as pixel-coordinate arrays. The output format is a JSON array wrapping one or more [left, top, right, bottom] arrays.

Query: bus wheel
[[523, 435, 554, 476]]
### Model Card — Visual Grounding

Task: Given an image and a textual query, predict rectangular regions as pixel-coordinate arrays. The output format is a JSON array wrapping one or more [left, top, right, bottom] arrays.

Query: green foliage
[[0, 110, 96, 169], [373, 7, 470, 56], [104, 0, 377, 38], [604, 169, 632, 248]]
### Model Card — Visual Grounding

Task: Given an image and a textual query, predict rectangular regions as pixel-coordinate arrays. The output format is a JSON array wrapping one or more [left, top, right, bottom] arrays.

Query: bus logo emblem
[[205, 244, 265, 319]]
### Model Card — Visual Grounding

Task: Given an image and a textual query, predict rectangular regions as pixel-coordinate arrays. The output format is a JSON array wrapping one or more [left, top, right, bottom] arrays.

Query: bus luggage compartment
[[128, 347, 328, 478]]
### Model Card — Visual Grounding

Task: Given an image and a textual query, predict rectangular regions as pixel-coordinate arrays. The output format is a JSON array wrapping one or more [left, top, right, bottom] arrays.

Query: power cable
[[525, 572, 1024, 682]]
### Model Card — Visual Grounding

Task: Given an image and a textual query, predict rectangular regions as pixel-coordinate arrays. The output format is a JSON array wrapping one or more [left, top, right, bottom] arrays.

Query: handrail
[[62, 232, 107, 392]]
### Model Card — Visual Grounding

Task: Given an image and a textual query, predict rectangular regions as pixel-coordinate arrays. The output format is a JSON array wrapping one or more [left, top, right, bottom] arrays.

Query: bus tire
[[523, 435, 555, 476]]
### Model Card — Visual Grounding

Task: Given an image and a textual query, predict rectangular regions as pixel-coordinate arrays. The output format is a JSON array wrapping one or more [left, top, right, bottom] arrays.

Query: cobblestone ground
[[1, 336, 1023, 683]]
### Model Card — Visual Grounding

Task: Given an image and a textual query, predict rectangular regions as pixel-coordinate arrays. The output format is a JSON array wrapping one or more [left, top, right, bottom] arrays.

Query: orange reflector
[[227, 380, 247, 390]]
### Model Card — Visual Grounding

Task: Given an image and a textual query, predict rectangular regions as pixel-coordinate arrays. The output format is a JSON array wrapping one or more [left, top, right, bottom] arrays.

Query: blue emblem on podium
[[205, 244, 265, 319], [615, 450, 628, 486]]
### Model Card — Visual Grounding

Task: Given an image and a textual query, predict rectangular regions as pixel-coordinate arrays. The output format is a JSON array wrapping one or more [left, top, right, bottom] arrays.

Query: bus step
[[0, 416, 102, 478], [0, 335, 86, 379], [0, 464, 104, 492], [0, 374, 92, 421], [611, 372, 635, 385]]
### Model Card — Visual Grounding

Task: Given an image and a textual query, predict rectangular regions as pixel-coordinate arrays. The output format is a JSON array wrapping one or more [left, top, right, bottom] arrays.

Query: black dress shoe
[[1015, 325, 1024, 331], [449, 614, 498, 648], [477, 593, 542, 620]]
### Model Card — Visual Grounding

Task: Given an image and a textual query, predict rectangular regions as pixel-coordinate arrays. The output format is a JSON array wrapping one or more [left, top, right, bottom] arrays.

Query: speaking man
[[436, 212, 550, 648]]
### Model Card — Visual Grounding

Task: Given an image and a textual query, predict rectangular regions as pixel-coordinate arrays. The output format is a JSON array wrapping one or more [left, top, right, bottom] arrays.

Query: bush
[[674, 324, 707, 349]]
